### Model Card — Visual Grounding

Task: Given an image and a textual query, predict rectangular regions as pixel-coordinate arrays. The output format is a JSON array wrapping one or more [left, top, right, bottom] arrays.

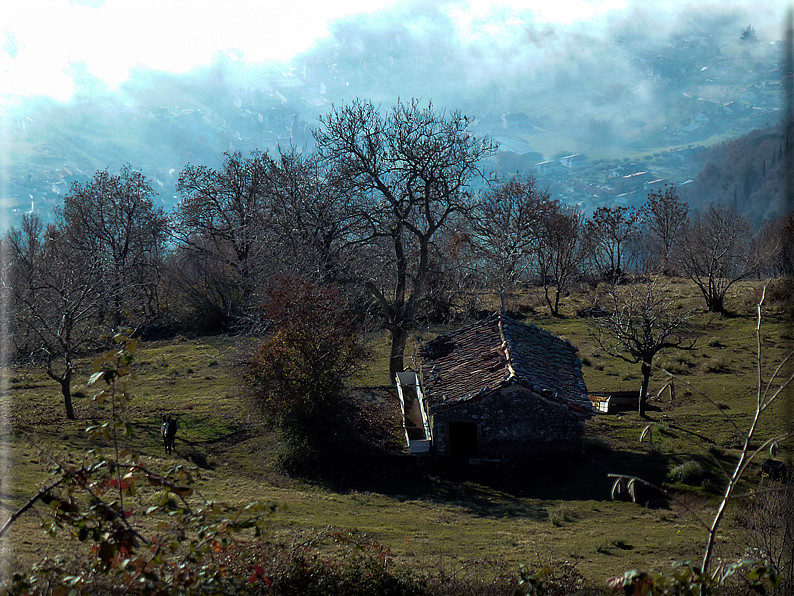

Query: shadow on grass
[[300, 445, 674, 518]]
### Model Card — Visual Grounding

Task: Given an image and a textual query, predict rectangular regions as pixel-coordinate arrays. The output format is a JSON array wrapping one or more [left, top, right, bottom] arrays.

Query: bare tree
[[174, 151, 276, 326], [534, 200, 586, 317], [676, 204, 760, 313], [470, 177, 544, 313], [640, 185, 689, 274], [175, 151, 276, 283], [161, 244, 243, 332], [8, 214, 103, 419], [756, 212, 794, 277], [314, 98, 497, 381], [421, 219, 486, 325], [740, 473, 794, 590], [267, 147, 364, 285], [59, 165, 170, 327], [595, 277, 696, 416], [585, 205, 641, 283]]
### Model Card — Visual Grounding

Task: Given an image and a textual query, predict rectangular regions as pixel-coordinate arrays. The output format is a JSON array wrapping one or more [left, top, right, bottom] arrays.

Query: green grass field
[[1, 278, 791, 589]]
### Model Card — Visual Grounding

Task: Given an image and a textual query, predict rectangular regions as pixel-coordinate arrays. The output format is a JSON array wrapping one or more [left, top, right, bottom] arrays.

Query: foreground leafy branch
[[1, 331, 277, 595]]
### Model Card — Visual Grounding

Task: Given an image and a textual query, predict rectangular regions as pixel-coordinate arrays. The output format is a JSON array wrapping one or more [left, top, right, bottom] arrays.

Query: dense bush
[[246, 277, 368, 474]]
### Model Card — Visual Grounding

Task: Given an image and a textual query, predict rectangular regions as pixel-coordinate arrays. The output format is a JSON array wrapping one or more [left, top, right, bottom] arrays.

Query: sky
[[0, 0, 789, 104], [1, 0, 400, 102]]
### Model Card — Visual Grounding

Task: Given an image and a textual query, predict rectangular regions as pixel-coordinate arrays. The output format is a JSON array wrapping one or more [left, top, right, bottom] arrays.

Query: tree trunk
[[707, 294, 725, 313], [543, 283, 555, 317], [60, 369, 75, 420], [552, 286, 562, 318], [47, 365, 76, 420], [639, 360, 652, 417], [388, 327, 409, 385]]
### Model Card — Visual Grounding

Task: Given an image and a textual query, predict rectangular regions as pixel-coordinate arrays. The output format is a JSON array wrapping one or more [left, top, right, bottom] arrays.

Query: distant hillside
[[682, 121, 792, 224]]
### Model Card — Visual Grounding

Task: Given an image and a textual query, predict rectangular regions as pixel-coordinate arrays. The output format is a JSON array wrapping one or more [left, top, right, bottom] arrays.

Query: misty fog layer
[[0, 0, 789, 229]]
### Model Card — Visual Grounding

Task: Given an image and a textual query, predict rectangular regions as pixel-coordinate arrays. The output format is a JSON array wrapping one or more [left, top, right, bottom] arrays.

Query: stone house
[[397, 313, 592, 460]]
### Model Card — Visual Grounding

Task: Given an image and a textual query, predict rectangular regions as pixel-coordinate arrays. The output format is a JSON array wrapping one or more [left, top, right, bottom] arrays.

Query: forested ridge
[[684, 120, 794, 223]]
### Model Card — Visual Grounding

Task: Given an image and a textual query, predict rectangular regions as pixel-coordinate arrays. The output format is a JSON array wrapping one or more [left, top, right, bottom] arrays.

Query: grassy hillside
[[2, 278, 791, 589]]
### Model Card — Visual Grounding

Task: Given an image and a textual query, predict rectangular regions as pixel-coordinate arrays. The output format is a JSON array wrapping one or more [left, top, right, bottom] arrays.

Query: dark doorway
[[449, 421, 479, 457]]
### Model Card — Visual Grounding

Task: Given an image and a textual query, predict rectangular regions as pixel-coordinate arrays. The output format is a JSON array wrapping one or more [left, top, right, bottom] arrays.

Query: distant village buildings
[[559, 154, 587, 169], [501, 112, 532, 130]]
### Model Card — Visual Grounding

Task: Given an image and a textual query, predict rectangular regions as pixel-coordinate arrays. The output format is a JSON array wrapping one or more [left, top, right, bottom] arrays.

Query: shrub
[[738, 473, 794, 593], [246, 277, 368, 474], [547, 504, 575, 527], [596, 540, 611, 554], [584, 437, 612, 453], [612, 539, 632, 550], [183, 448, 213, 469], [515, 561, 589, 596], [667, 460, 707, 486], [704, 357, 731, 373], [754, 277, 794, 306], [269, 548, 424, 596], [646, 445, 662, 458], [150, 490, 180, 509], [664, 362, 690, 375], [231, 532, 529, 596], [607, 562, 781, 596]]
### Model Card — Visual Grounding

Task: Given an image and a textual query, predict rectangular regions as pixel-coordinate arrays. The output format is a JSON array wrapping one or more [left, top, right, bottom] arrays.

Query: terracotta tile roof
[[420, 313, 592, 417]]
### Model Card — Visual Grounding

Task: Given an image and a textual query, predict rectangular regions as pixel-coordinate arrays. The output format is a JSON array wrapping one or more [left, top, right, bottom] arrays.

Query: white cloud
[[0, 0, 790, 102], [0, 0, 397, 100]]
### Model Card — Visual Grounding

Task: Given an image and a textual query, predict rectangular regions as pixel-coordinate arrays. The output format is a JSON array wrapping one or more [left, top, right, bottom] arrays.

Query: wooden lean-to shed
[[396, 313, 593, 460]]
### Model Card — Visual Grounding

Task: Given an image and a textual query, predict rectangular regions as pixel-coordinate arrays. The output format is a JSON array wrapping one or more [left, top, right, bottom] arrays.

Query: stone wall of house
[[431, 385, 585, 459]]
